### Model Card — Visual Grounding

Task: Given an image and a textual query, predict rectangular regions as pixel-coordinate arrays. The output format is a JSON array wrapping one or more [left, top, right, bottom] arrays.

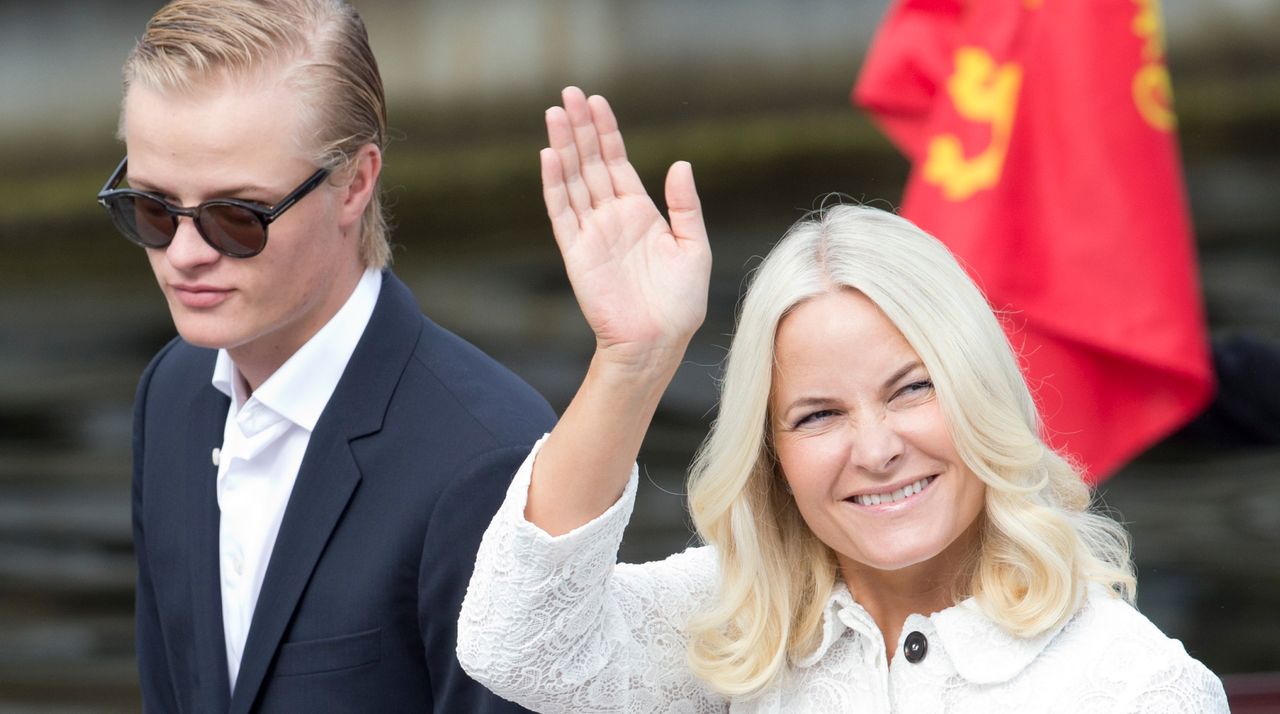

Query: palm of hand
[[563, 194, 710, 358], [542, 89, 711, 368]]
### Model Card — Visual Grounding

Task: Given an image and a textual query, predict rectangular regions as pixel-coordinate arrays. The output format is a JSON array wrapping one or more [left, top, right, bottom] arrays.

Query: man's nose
[[163, 216, 220, 269]]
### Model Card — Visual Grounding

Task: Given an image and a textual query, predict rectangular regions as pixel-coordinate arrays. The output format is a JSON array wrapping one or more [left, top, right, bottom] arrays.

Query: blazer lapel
[[226, 271, 422, 714], [185, 382, 232, 709], [227, 434, 362, 714]]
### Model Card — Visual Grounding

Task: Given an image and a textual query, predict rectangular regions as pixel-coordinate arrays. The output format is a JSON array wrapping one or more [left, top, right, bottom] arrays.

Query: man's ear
[[337, 143, 381, 233]]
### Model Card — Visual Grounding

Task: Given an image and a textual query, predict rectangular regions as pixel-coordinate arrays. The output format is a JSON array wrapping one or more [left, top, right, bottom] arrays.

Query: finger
[[563, 87, 617, 207], [587, 95, 646, 198], [664, 161, 708, 245], [540, 148, 579, 249], [545, 103, 594, 217]]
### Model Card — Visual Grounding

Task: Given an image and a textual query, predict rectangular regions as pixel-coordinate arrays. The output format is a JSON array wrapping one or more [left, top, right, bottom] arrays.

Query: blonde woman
[[457, 87, 1228, 712]]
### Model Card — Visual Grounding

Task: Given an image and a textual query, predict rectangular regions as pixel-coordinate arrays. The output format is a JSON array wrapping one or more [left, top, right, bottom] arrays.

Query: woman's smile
[[847, 473, 937, 508]]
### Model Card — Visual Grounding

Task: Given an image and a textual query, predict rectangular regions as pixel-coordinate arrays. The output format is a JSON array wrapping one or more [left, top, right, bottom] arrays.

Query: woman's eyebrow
[[783, 396, 838, 413], [882, 361, 925, 391]]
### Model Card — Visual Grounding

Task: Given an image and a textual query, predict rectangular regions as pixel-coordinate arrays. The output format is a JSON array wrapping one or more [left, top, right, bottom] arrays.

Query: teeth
[[854, 476, 934, 506]]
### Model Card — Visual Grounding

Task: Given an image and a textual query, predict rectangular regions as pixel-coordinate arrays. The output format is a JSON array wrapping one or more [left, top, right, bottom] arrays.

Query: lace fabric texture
[[457, 440, 1230, 713]]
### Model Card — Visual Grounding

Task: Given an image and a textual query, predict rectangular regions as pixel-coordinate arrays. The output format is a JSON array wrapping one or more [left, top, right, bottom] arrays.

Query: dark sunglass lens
[[200, 204, 266, 257], [109, 194, 176, 248]]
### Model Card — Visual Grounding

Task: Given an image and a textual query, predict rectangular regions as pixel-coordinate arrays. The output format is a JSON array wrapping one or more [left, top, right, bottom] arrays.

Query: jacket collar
[[226, 270, 424, 714], [211, 267, 381, 431], [796, 580, 1085, 684]]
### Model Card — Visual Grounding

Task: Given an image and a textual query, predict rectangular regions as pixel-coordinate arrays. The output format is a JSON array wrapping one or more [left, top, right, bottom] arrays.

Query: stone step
[[0, 542, 134, 595], [0, 488, 130, 544], [0, 657, 139, 714], [1101, 447, 1280, 573]]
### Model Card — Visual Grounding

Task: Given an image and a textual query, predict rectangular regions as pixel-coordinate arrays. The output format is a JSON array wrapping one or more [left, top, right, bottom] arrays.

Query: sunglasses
[[96, 157, 330, 258]]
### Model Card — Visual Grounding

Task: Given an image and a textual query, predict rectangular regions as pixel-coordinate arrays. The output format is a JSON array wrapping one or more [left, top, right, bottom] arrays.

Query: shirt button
[[230, 552, 244, 576], [903, 631, 928, 663]]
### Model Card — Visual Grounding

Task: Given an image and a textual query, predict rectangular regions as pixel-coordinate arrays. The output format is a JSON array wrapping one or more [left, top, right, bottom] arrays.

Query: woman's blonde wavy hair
[[120, 0, 391, 268], [686, 204, 1135, 697]]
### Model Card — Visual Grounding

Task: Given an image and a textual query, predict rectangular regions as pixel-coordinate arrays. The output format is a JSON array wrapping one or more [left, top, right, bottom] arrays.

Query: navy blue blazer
[[131, 271, 553, 713]]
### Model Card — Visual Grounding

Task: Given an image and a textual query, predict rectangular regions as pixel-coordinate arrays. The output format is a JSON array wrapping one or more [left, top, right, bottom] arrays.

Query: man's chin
[[170, 317, 245, 351]]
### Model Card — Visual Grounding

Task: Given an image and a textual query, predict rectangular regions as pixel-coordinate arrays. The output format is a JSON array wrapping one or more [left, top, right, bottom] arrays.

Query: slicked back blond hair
[[686, 204, 1135, 696], [122, 0, 391, 268]]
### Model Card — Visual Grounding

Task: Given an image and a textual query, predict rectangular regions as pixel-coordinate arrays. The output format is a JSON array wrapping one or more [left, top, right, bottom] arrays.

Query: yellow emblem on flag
[[1132, 0, 1176, 131], [923, 47, 1022, 201]]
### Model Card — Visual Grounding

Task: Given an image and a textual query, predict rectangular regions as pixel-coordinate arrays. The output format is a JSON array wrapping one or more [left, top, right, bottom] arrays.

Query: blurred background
[[1, 0, 1277, 710]]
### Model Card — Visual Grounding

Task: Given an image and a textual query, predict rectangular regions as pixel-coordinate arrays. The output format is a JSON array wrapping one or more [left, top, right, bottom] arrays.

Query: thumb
[[664, 161, 706, 245]]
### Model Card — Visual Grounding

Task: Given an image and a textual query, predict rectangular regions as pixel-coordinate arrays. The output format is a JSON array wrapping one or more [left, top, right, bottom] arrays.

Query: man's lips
[[171, 284, 232, 309]]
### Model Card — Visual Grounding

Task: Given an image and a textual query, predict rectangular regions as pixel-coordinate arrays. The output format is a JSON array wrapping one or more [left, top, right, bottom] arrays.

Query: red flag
[[854, 0, 1214, 483]]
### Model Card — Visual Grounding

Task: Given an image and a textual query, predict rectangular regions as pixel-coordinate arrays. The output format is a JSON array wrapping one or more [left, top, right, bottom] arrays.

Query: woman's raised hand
[[526, 88, 710, 534], [542, 87, 711, 374]]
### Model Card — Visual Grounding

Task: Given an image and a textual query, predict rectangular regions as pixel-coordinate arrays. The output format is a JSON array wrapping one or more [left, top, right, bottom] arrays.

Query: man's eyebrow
[[124, 175, 275, 200], [213, 183, 275, 198], [123, 174, 164, 193]]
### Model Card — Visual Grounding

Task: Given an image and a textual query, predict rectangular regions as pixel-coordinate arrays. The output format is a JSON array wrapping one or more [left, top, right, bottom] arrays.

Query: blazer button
[[903, 631, 928, 663]]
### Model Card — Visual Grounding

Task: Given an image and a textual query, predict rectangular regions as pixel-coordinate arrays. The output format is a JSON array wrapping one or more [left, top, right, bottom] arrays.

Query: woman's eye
[[795, 409, 838, 427], [895, 380, 934, 400]]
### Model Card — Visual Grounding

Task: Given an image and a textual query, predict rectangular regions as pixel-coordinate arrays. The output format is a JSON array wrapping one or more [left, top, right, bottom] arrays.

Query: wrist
[[590, 340, 687, 384]]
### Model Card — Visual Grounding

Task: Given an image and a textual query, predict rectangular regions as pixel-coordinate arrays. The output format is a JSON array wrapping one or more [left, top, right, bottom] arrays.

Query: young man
[[98, 1, 552, 711]]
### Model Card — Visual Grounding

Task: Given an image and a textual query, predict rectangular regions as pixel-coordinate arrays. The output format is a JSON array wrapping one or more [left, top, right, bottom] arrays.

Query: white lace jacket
[[458, 440, 1229, 713]]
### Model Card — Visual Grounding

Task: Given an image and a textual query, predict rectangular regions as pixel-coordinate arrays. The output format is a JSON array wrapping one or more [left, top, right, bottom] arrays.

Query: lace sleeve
[[1074, 593, 1232, 714], [1114, 655, 1230, 714], [457, 437, 727, 714]]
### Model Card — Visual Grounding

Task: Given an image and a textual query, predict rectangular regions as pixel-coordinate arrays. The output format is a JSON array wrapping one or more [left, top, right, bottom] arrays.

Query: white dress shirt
[[458, 437, 1230, 713], [212, 268, 381, 691]]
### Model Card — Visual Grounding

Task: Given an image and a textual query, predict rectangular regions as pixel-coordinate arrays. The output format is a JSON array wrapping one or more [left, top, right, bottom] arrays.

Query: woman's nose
[[847, 416, 905, 474]]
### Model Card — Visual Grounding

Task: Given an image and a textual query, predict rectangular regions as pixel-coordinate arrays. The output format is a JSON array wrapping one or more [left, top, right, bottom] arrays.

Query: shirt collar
[[211, 268, 382, 431], [796, 580, 1087, 684], [795, 582, 875, 669]]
